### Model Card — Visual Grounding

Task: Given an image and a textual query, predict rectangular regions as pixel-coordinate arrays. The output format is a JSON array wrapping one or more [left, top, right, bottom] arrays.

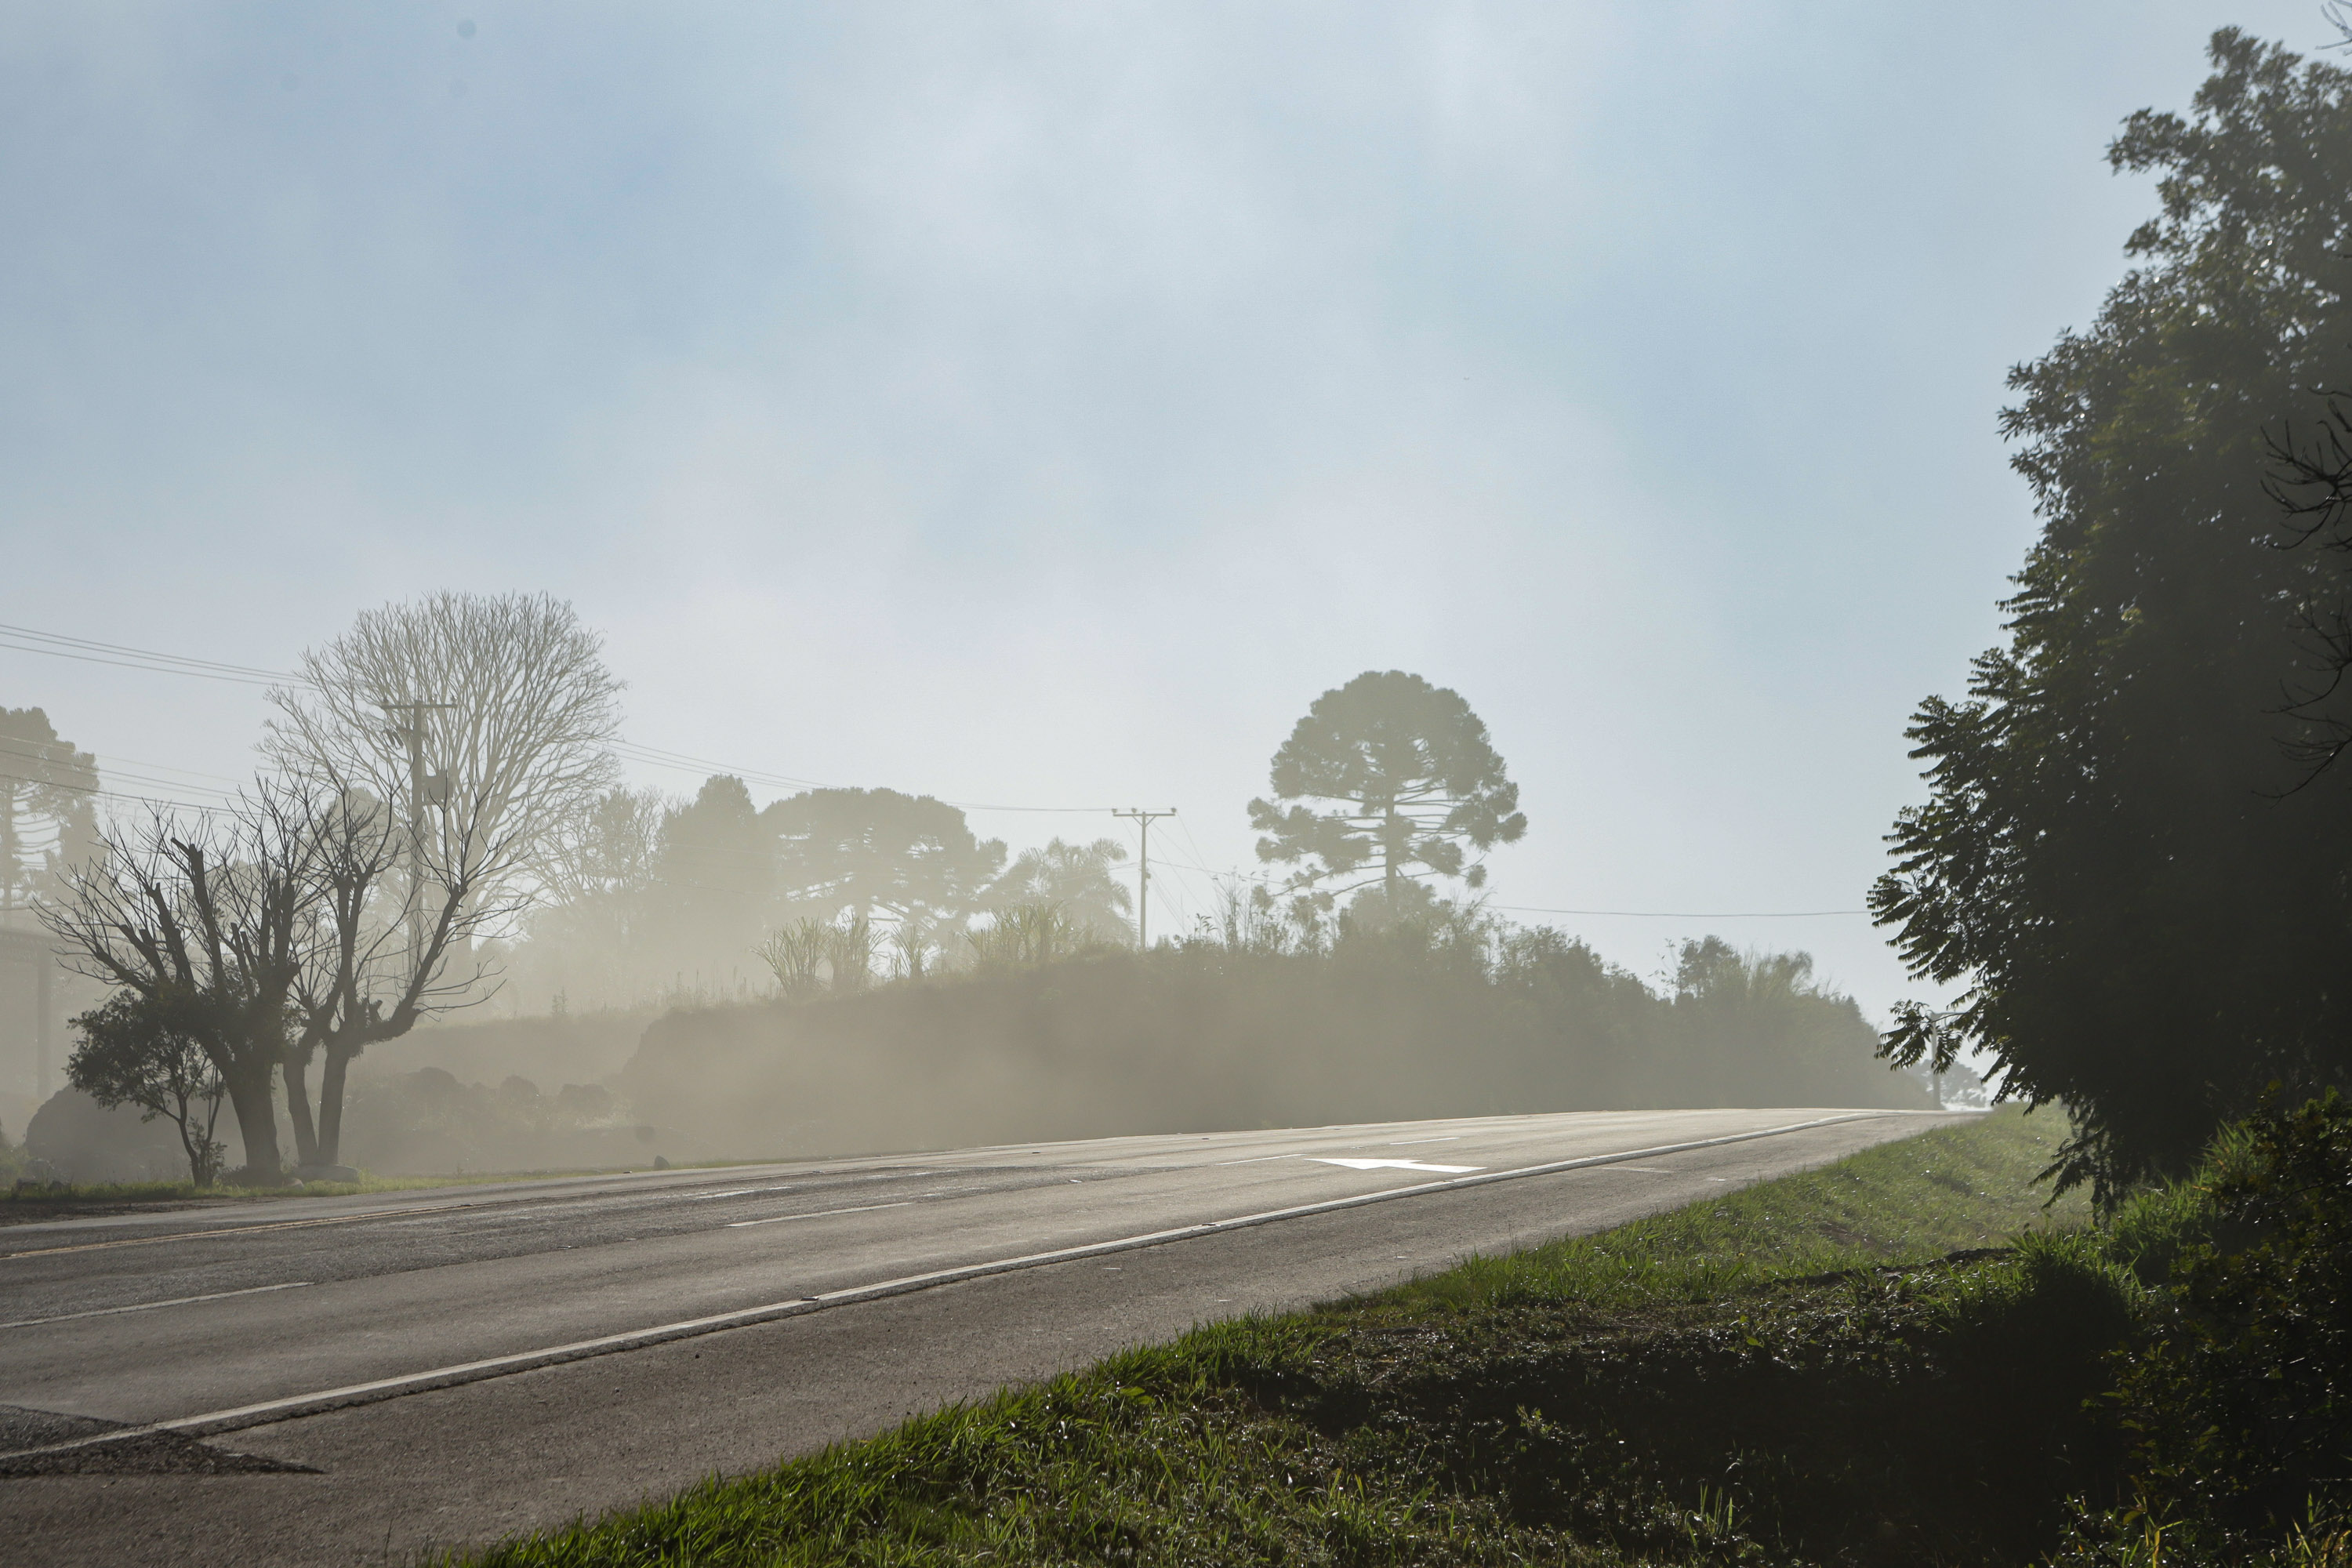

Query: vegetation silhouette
[[1871, 31, 2352, 1200], [1250, 670, 1526, 916]]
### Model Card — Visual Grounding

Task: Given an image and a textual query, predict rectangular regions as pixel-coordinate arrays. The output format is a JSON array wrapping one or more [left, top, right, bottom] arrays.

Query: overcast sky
[[1, 2, 2332, 1013]]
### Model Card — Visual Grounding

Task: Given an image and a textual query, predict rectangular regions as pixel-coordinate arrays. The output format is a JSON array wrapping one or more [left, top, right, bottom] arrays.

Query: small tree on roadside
[[67, 989, 230, 1186], [1249, 671, 1526, 914]]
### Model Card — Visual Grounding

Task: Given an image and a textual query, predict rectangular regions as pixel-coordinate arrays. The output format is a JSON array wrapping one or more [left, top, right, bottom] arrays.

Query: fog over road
[[0, 1106, 1961, 1566]]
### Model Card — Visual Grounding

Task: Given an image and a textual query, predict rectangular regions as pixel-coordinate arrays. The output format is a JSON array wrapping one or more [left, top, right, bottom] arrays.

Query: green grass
[[1401, 1105, 2087, 1313], [455, 1108, 2108, 1568]]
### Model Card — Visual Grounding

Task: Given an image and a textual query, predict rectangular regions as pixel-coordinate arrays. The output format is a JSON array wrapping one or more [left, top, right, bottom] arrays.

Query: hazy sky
[[1, 3, 2331, 1014]]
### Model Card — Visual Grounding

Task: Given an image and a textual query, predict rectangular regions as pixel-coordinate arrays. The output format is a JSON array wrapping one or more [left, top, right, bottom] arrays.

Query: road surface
[[0, 1105, 1960, 1566]]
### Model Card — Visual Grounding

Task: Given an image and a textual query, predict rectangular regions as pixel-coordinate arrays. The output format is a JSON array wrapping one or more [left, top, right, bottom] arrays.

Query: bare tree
[[282, 788, 527, 1171], [263, 592, 623, 906], [39, 785, 332, 1180], [262, 593, 622, 1171]]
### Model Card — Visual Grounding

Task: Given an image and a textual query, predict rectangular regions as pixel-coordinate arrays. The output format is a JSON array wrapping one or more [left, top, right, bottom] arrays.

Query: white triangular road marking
[[1310, 1157, 1484, 1174]]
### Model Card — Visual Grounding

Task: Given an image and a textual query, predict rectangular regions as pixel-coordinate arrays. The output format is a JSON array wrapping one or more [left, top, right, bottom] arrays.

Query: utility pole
[[383, 699, 455, 974], [1112, 808, 1176, 951]]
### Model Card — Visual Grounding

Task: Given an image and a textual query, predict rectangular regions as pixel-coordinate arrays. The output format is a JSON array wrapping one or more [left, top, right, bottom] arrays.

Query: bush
[[2108, 1092, 2352, 1535]]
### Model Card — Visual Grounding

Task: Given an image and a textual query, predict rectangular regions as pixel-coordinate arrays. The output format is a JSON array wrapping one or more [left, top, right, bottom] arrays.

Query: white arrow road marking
[[1311, 1158, 1485, 1174]]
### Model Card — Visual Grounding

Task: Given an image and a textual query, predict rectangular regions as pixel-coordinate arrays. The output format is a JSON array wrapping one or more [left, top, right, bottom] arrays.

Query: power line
[[0, 767, 230, 815], [0, 622, 305, 688], [4, 619, 1880, 917], [0, 741, 238, 802], [1492, 904, 1869, 919], [5, 618, 1120, 815]]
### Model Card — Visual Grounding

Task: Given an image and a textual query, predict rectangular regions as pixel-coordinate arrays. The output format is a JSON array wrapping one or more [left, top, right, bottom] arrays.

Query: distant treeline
[[498, 777, 1135, 1015], [619, 920, 1933, 1160]]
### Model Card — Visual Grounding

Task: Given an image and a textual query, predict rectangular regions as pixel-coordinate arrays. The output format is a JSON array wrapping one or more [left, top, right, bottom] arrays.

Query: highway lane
[[0, 1105, 1962, 1566]]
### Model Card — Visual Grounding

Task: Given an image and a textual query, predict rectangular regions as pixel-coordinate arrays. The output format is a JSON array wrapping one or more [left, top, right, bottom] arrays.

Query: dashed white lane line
[[727, 1202, 913, 1229], [1210, 1153, 1300, 1166], [0, 1280, 314, 1330]]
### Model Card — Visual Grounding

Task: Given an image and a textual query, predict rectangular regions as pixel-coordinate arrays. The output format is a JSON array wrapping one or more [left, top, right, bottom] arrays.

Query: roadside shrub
[[2109, 1091, 2352, 1537]]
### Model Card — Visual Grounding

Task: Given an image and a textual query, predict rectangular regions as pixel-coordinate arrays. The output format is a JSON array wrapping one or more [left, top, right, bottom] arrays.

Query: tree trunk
[[316, 1044, 355, 1168], [222, 1060, 284, 1181], [282, 1054, 319, 1168], [171, 1111, 215, 1187]]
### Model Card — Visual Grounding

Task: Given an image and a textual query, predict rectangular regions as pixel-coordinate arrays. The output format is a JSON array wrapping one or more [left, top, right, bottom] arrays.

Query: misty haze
[[5, 6, 2350, 1567]]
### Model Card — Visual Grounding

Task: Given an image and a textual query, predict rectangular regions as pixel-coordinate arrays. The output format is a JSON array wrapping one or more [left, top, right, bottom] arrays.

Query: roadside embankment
[[461, 1104, 2352, 1568]]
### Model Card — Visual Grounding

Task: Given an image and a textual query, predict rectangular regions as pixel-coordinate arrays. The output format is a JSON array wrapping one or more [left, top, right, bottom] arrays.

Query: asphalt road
[[0, 1105, 1960, 1566]]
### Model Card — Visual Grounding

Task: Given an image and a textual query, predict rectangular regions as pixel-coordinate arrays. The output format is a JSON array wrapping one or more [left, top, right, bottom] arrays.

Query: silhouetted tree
[[764, 787, 1005, 932], [282, 787, 517, 1171], [0, 707, 97, 912], [1250, 670, 1525, 912], [67, 989, 229, 1185], [654, 775, 777, 965], [42, 786, 335, 1179], [1870, 31, 2352, 1200], [987, 837, 1132, 945], [517, 786, 667, 1004]]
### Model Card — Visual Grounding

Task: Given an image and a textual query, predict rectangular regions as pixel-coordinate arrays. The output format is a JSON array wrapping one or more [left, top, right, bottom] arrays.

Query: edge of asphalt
[[6, 1109, 1947, 1463]]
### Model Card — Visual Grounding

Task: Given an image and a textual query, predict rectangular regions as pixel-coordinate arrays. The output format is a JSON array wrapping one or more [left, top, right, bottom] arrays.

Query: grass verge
[[457, 1108, 2129, 1568]]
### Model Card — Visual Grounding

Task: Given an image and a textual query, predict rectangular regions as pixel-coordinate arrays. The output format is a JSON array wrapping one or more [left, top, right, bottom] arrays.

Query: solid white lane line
[[727, 1202, 913, 1229], [7, 1112, 1925, 1460], [0, 1280, 314, 1330]]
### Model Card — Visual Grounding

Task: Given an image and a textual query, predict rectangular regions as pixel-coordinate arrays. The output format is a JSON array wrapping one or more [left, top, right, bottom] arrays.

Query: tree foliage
[[1869, 31, 2352, 1200], [67, 989, 229, 1186], [1249, 670, 1526, 910], [0, 706, 96, 912], [765, 787, 1005, 927], [2109, 1092, 2352, 1535], [987, 837, 1131, 946]]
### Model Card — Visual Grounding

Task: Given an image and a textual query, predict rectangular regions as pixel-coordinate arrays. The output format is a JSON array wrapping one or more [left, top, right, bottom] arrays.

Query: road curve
[[0, 1105, 1962, 1566]]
